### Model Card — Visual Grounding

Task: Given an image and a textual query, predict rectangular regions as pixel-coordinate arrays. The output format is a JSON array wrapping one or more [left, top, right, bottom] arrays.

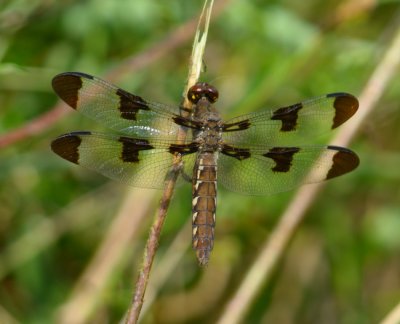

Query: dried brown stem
[[139, 220, 192, 317], [125, 1, 216, 323], [125, 171, 180, 324], [217, 13, 400, 324], [107, 0, 227, 84], [381, 301, 400, 324]]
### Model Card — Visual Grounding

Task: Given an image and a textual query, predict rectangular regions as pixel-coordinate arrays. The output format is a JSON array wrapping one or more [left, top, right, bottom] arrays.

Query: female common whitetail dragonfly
[[51, 72, 359, 265]]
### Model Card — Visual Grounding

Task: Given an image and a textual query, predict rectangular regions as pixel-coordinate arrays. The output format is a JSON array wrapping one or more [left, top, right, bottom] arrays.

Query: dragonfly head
[[188, 82, 219, 104]]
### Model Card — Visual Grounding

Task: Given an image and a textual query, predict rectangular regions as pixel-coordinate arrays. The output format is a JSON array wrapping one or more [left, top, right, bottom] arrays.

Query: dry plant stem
[[108, 0, 226, 83], [1, 1, 227, 322], [381, 302, 400, 324], [126, 173, 180, 324], [125, 1, 215, 323], [217, 184, 323, 324], [217, 16, 400, 324], [140, 220, 192, 317], [375, 22, 400, 324], [0, 304, 18, 324]]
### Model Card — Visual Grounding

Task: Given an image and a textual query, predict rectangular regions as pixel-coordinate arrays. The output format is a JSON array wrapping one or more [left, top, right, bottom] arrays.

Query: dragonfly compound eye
[[188, 82, 219, 104]]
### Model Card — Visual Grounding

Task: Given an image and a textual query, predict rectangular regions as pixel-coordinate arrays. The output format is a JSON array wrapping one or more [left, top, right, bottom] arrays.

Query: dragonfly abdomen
[[192, 152, 217, 266]]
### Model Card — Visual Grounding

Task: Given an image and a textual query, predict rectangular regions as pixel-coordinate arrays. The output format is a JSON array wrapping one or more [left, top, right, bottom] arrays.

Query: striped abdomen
[[192, 152, 217, 266]]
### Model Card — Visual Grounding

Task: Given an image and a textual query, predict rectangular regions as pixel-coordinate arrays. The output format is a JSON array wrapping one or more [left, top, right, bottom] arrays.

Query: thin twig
[[125, 1, 215, 323], [139, 219, 191, 317], [216, 13, 400, 324], [108, 0, 226, 84], [125, 169, 180, 324]]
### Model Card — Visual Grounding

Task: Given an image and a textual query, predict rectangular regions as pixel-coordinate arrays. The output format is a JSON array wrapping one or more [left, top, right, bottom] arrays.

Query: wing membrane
[[218, 145, 359, 195], [51, 132, 197, 189], [52, 72, 187, 139], [52, 73, 359, 195], [222, 93, 358, 147]]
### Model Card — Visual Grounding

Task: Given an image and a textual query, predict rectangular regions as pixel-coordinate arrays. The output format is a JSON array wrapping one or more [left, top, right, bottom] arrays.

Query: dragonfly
[[51, 72, 359, 266]]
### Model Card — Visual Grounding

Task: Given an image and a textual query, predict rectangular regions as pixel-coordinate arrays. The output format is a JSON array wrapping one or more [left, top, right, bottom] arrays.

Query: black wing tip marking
[[262, 145, 358, 179], [327, 92, 357, 100], [270, 93, 358, 132], [327, 93, 359, 129], [52, 72, 95, 93], [326, 145, 360, 179], [51, 131, 91, 164], [53, 71, 94, 80], [52, 72, 91, 109], [52, 71, 150, 120]]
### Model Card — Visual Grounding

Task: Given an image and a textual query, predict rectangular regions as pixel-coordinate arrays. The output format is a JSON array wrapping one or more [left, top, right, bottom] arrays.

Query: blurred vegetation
[[1, 0, 400, 323]]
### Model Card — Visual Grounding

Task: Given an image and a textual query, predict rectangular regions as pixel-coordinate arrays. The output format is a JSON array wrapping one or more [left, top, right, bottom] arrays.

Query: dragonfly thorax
[[194, 124, 223, 152]]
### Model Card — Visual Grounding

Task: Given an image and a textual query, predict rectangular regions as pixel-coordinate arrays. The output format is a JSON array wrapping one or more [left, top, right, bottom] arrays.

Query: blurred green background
[[1, 0, 400, 323]]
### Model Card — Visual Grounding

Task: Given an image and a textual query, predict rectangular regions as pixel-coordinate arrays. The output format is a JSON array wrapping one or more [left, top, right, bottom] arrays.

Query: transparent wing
[[222, 93, 358, 147], [218, 145, 359, 195], [51, 132, 198, 189], [52, 72, 190, 140]]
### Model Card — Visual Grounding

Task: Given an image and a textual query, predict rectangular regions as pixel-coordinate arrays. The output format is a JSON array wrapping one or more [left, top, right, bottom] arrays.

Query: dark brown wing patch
[[116, 88, 150, 121], [52, 73, 88, 109], [328, 93, 359, 129], [169, 142, 199, 155], [264, 147, 300, 172], [326, 146, 359, 179], [51, 131, 91, 164], [222, 119, 251, 132], [271, 103, 303, 132], [221, 144, 251, 160], [172, 116, 203, 129], [118, 137, 154, 163]]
